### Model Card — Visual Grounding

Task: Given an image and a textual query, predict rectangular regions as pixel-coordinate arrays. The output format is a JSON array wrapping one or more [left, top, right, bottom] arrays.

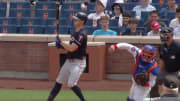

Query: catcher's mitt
[[135, 71, 148, 86]]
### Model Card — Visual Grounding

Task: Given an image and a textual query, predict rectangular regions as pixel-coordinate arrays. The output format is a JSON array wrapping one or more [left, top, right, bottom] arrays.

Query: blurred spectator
[[107, 0, 126, 10], [144, 10, 166, 32], [92, 14, 117, 36], [160, 0, 166, 7], [119, 12, 131, 35], [127, 0, 140, 3], [122, 17, 144, 36], [133, 0, 156, 20], [169, 7, 180, 29], [111, 2, 123, 27], [159, 75, 180, 101], [173, 25, 180, 37], [88, 0, 107, 20], [159, 0, 178, 19], [147, 21, 161, 36]]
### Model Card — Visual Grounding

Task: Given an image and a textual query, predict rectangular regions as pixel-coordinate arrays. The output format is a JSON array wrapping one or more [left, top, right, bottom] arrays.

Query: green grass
[[0, 89, 128, 101]]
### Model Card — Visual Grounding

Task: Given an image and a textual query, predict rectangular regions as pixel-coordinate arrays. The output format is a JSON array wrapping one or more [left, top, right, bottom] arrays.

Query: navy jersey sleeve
[[71, 33, 86, 47]]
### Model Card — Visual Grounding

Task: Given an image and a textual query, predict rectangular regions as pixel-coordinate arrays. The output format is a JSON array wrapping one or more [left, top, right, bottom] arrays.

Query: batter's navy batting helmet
[[73, 12, 87, 24], [141, 45, 156, 63]]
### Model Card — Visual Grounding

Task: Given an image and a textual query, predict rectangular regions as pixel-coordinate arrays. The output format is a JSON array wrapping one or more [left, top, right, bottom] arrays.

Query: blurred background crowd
[[0, 0, 180, 36]]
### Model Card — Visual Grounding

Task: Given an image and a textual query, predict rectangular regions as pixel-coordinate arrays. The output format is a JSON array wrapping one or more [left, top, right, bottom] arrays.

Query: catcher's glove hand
[[135, 71, 148, 86]]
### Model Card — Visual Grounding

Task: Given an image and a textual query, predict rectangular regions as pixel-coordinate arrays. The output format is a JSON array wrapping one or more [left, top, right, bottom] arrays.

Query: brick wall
[[0, 34, 179, 80], [0, 41, 49, 72]]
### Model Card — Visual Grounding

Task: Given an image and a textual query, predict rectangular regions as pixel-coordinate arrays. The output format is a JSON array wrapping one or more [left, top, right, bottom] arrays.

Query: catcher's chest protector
[[132, 53, 157, 87]]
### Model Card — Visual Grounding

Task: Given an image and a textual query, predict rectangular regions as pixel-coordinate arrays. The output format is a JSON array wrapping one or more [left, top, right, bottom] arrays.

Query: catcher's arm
[[108, 43, 140, 58]]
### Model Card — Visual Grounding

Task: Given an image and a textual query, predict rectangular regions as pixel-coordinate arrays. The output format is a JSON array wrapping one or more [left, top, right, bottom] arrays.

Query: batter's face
[[73, 19, 84, 27]]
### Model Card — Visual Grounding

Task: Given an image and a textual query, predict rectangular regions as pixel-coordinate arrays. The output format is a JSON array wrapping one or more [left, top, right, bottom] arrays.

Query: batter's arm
[[60, 42, 78, 52]]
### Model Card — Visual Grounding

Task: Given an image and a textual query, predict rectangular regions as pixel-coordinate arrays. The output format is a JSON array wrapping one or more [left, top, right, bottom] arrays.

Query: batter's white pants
[[129, 79, 152, 101], [56, 57, 86, 87]]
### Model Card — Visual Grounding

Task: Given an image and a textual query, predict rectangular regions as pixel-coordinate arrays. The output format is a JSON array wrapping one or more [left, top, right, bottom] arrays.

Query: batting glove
[[56, 35, 63, 49]]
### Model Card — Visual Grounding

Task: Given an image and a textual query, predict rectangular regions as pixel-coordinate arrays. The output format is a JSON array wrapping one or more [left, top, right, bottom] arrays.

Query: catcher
[[109, 43, 159, 101]]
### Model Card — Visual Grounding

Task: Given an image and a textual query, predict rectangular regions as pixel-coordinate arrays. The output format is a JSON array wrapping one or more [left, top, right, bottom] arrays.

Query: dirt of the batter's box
[[0, 79, 131, 91]]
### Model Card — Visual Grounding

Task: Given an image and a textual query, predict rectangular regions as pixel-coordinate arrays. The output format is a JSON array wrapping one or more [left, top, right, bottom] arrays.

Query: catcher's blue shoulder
[[151, 66, 159, 76]]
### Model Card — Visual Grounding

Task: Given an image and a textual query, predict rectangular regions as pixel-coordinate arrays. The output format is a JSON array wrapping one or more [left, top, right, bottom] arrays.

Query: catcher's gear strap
[[132, 53, 158, 87]]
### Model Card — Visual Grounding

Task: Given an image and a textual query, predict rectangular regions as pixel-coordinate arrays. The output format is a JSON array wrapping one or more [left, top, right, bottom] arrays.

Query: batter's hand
[[56, 35, 63, 49], [108, 45, 115, 54], [56, 35, 61, 43]]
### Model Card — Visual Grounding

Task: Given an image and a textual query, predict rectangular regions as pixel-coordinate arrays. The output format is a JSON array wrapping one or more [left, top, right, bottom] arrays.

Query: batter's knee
[[127, 97, 135, 101], [68, 81, 77, 88]]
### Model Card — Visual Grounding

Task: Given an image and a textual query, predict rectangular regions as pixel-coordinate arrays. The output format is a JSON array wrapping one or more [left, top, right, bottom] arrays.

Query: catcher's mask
[[160, 27, 173, 43], [141, 45, 156, 63]]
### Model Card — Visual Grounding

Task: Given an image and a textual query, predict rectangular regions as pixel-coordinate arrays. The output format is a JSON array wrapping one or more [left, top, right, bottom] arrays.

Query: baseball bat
[[56, 0, 60, 35]]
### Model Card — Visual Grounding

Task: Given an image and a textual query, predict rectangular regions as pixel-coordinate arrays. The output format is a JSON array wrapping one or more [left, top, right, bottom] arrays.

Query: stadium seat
[[0, 17, 17, 25], [36, 2, 56, 10], [87, 3, 96, 10], [167, 11, 176, 21], [141, 12, 150, 22], [85, 19, 93, 26], [109, 19, 119, 27], [45, 25, 71, 34], [176, 0, 180, 3], [84, 26, 95, 35], [35, 9, 56, 19], [160, 19, 169, 26], [62, 2, 81, 10], [0, 2, 7, 8], [152, 3, 160, 11], [60, 9, 79, 18], [59, 26, 70, 34], [9, 9, 30, 18], [10, 2, 30, 9], [47, 18, 57, 26], [19, 25, 44, 34], [59, 18, 71, 26], [138, 20, 144, 27], [152, 0, 159, 3], [137, 27, 146, 35], [20, 17, 41, 26], [109, 27, 120, 35], [87, 10, 96, 15], [124, 3, 137, 11], [0, 25, 17, 33], [128, 11, 136, 17], [44, 25, 57, 34], [0, 8, 6, 17]]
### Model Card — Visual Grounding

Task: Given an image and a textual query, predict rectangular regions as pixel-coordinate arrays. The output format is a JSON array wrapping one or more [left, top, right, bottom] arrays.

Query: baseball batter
[[47, 12, 87, 101], [109, 43, 159, 101]]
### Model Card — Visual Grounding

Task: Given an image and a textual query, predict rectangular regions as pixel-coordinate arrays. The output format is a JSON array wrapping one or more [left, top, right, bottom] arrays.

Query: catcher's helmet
[[141, 45, 156, 63]]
